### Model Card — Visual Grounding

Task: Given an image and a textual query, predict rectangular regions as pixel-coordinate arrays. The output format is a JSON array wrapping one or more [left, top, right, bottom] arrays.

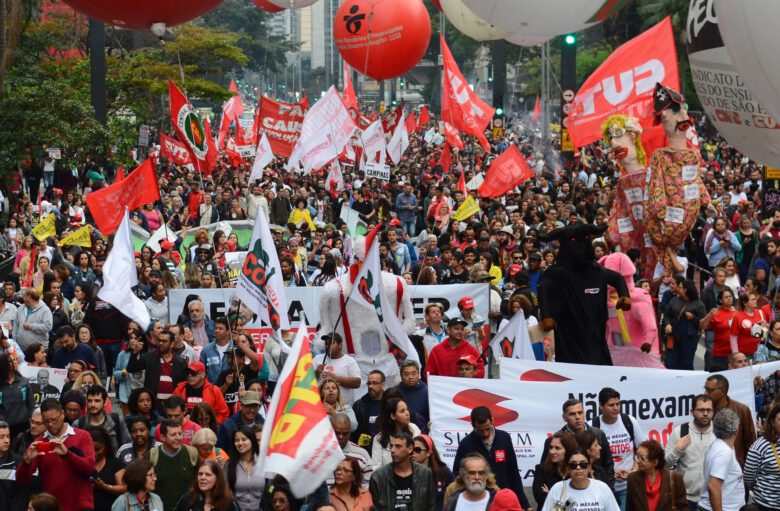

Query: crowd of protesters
[[0, 107, 780, 511]]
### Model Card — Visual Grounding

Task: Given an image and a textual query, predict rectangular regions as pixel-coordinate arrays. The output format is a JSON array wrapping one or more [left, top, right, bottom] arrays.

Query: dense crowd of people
[[0, 108, 779, 511]]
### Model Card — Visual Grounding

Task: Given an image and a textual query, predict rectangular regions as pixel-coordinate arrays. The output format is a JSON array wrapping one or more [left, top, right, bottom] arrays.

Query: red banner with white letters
[[568, 17, 679, 148], [159, 133, 194, 166], [254, 95, 310, 158]]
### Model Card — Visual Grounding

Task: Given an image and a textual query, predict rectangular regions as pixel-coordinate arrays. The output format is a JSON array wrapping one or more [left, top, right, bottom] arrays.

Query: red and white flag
[[218, 92, 245, 148], [326, 160, 345, 198], [477, 145, 534, 198], [442, 121, 465, 151], [159, 133, 195, 166], [258, 320, 342, 497], [254, 95, 309, 157], [225, 136, 245, 166], [169, 79, 214, 174], [441, 35, 495, 152], [361, 119, 386, 164], [387, 112, 409, 164], [291, 86, 356, 171], [250, 132, 274, 183]]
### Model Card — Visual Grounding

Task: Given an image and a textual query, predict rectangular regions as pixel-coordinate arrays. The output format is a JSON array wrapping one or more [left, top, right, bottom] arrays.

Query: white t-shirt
[[541, 479, 620, 511], [699, 439, 744, 511], [312, 352, 361, 406], [595, 415, 646, 491], [454, 491, 491, 511]]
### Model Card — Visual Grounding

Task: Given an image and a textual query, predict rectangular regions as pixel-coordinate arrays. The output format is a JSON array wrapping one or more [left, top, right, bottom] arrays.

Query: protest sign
[[364, 162, 390, 181], [60, 225, 92, 247], [19, 365, 68, 404]]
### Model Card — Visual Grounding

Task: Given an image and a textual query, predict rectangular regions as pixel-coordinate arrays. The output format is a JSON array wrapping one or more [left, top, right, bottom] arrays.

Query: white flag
[[347, 233, 420, 366], [360, 119, 386, 164], [387, 112, 409, 164], [235, 209, 291, 331], [145, 224, 177, 253], [98, 208, 150, 330], [326, 160, 345, 193], [250, 132, 274, 183], [300, 125, 339, 174], [259, 319, 343, 497], [292, 86, 356, 172], [489, 310, 535, 360]]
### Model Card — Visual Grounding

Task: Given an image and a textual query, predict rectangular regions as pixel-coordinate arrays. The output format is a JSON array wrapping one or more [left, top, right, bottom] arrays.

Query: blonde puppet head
[[601, 114, 647, 168]]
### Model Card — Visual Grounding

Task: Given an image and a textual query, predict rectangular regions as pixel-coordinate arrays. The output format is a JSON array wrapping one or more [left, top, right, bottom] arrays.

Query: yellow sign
[[32, 213, 56, 241], [493, 127, 504, 138], [452, 195, 480, 221], [561, 128, 574, 152], [766, 167, 780, 179], [60, 225, 92, 248]]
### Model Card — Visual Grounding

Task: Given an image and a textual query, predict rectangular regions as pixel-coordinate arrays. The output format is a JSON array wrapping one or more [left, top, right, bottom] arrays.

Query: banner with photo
[[19, 365, 68, 405]]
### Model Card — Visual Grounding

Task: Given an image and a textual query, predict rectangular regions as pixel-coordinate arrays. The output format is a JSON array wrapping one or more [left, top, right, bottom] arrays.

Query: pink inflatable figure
[[599, 252, 664, 368]]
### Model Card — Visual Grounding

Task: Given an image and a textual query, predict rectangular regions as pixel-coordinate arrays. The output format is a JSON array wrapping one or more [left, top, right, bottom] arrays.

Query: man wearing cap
[[395, 183, 418, 236], [497, 226, 516, 270], [458, 297, 486, 352], [194, 244, 220, 277], [425, 317, 485, 379], [215, 390, 265, 450], [313, 333, 361, 406], [457, 355, 480, 378], [528, 252, 543, 294], [127, 329, 188, 403], [216, 342, 262, 410], [173, 360, 230, 424]]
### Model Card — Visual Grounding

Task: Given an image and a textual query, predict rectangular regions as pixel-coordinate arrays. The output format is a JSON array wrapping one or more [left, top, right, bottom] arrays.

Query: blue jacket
[[113, 350, 133, 404], [184, 318, 216, 345], [705, 230, 741, 267], [395, 192, 418, 223], [453, 428, 530, 509], [199, 340, 232, 384], [216, 411, 264, 450]]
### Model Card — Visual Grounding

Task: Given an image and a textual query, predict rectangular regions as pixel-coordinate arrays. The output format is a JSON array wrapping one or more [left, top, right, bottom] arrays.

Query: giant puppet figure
[[318, 235, 416, 390], [538, 223, 631, 365], [603, 114, 657, 279], [645, 82, 708, 271]]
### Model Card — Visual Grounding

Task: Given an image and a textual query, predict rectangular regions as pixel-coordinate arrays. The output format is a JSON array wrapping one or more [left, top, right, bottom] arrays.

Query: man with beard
[[444, 454, 497, 511], [664, 394, 716, 511]]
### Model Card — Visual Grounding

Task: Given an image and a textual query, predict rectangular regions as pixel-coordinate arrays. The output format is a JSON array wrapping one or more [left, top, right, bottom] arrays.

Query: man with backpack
[[75, 386, 131, 451], [145, 419, 199, 511], [592, 387, 647, 509]]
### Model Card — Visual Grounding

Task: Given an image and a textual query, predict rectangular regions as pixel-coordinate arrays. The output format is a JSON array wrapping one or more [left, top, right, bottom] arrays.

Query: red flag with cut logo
[[441, 35, 495, 152], [86, 159, 161, 234], [438, 143, 451, 172], [169, 79, 213, 174], [531, 93, 540, 128], [254, 95, 310, 158], [417, 105, 431, 130], [478, 145, 533, 197], [160, 133, 195, 166], [568, 17, 678, 148]]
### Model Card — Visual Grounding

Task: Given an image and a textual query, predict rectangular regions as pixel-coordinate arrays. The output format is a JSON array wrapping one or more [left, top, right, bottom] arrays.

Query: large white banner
[[498, 358, 704, 381], [169, 283, 490, 350], [429, 366, 757, 481]]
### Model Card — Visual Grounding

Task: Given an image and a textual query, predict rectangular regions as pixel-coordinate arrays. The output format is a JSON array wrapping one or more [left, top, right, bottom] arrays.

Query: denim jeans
[[100, 341, 124, 384], [615, 488, 627, 511], [43, 171, 55, 188], [401, 220, 416, 237]]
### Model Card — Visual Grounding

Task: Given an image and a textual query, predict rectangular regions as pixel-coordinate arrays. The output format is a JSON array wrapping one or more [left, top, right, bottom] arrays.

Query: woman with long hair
[[411, 434, 453, 511], [730, 292, 768, 361], [225, 426, 264, 511], [540, 449, 620, 511], [174, 459, 240, 511], [662, 279, 706, 370], [0, 352, 34, 437], [533, 431, 578, 509], [32, 256, 51, 289], [735, 214, 758, 284], [74, 370, 114, 412], [90, 427, 128, 511], [114, 328, 148, 415], [575, 430, 611, 486], [311, 257, 338, 287], [329, 457, 372, 511], [701, 287, 738, 369], [744, 404, 780, 509], [320, 378, 357, 432], [77, 324, 107, 385], [625, 440, 686, 511], [111, 458, 164, 511], [13, 236, 34, 270], [370, 397, 421, 469], [69, 282, 92, 326]]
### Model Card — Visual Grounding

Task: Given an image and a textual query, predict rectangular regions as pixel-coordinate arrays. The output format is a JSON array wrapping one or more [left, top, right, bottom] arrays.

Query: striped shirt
[[743, 436, 780, 507]]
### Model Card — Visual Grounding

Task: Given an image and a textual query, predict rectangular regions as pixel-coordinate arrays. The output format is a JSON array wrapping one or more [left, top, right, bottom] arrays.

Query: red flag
[[438, 143, 451, 172], [254, 95, 310, 157], [477, 145, 533, 198], [342, 63, 359, 114], [405, 112, 416, 134], [442, 121, 465, 151], [229, 78, 238, 93], [218, 91, 245, 148], [159, 133, 195, 166], [225, 136, 245, 167], [37, 190, 42, 220], [417, 105, 431, 130], [381, 102, 404, 143], [441, 35, 495, 152], [202, 117, 218, 176], [85, 159, 161, 234], [115, 165, 124, 183], [169, 79, 213, 174], [235, 119, 254, 147], [568, 17, 678, 148], [531, 93, 540, 128], [457, 168, 467, 196]]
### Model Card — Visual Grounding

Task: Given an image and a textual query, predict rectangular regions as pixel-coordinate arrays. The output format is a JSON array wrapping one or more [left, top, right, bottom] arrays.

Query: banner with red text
[[568, 17, 679, 148], [255, 95, 310, 157]]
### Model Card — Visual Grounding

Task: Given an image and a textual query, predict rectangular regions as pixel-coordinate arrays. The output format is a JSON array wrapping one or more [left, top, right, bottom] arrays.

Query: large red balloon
[[334, 0, 431, 82], [60, 0, 223, 30], [251, 0, 285, 13]]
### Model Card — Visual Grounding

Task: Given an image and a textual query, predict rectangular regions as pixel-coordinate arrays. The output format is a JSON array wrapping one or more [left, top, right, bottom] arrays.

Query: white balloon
[[713, 0, 780, 125], [505, 33, 551, 47], [687, 0, 780, 167], [267, 0, 318, 8], [440, 0, 511, 41], [462, 0, 624, 38]]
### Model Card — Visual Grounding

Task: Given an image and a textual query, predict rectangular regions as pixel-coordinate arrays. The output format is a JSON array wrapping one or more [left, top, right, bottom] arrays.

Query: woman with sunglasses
[[540, 449, 620, 511], [625, 439, 686, 511], [411, 435, 452, 511]]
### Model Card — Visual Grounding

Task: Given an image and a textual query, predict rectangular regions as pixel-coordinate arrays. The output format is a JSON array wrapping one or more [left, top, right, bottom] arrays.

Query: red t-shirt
[[158, 358, 174, 399], [424, 338, 485, 378], [730, 309, 766, 355], [709, 308, 738, 357]]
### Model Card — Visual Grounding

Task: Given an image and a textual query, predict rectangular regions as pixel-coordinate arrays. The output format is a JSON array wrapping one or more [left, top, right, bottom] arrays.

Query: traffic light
[[392, 100, 397, 106], [495, 107, 503, 116], [488, 75, 493, 82], [564, 34, 576, 45]]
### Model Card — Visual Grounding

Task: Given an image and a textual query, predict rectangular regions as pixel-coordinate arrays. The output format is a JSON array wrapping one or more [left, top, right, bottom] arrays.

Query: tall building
[[311, 0, 342, 87]]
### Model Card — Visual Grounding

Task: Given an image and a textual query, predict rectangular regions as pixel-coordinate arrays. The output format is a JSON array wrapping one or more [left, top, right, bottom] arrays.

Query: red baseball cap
[[509, 264, 524, 276], [458, 296, 474, 309], [160, 239, 175, 250], [187, 361, 206, 373], [458, 355, 478, 367], [389, 218, 401, 227]]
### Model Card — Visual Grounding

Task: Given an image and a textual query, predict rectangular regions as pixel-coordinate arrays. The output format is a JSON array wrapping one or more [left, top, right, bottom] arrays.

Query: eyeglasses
[[636, 455, 649, 462], [146, 472, 157, 479], [568, 461, 589, 470], [42, 413, 62, 425], [412, 447, 429, 454], [694, 408, 713, 413], [703, 386, 722, 393]]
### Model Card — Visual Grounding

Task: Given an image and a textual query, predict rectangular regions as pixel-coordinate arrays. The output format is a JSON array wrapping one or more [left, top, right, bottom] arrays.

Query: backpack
[[592, 413, 635, 446], [148, 444, 200, 467], [77, 412, 125, 448]]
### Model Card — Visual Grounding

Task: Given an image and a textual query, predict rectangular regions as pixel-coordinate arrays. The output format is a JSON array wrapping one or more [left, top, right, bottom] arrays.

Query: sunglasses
[[187, 371, 201, 377], [412, 447, 428, 454], [568, 461, 589, 470]]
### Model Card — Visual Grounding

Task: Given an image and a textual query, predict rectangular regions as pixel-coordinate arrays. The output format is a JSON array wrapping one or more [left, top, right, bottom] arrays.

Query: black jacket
[[532, 464, 564, 509], [126, 351, 188, 394]]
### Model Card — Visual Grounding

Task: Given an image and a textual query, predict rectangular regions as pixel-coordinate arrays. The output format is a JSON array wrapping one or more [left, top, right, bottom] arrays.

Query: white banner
[[169, 283, 490, 350], [360, 120, 386, 164], [498, 358, 703, 381], [364, 162, 390, 181], [429, 367, 756, 480], [294, 86, 356, 171]]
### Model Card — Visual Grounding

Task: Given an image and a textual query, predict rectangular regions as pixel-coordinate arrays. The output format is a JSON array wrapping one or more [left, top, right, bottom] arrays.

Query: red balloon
[[59, 0, 223, 30], [334, 0, 431, 82], [251, 0, 285, 13]]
